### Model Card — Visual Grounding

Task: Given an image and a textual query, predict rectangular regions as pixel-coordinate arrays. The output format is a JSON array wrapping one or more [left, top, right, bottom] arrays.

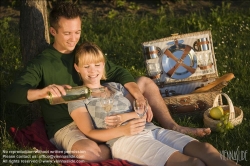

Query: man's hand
[[45, 84, 72, 99], [134, 97, 153, 122], [27, 84, 72, 102], [145, 104, 153, 122]]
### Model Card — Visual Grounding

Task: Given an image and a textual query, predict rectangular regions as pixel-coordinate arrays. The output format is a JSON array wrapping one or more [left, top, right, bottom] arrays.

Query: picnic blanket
[[9, 118, 132, 166]]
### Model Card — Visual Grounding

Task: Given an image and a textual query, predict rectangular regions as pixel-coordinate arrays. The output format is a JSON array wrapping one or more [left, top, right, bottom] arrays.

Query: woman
[[68, 42, 237, 166]]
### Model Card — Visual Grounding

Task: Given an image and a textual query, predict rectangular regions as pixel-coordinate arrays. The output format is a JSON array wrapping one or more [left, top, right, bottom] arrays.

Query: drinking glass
[[100, 90, 114, 117], [99, 88, 115, 128], [147, 63, 162, 84], [133, 98, 148, 118]]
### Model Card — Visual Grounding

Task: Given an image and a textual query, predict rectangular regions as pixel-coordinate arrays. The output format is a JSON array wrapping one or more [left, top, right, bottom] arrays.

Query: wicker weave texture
[[163, 91, 221, 107], [203, 93, 243, 131]]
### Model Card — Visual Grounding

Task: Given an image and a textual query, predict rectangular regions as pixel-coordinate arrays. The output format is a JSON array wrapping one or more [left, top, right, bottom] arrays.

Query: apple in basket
[[209, 106, 234, 133], [209, 106, 224, 120]]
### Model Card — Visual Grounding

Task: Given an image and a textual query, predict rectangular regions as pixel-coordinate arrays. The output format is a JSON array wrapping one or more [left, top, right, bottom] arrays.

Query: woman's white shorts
[[111, 128, 197, 166]]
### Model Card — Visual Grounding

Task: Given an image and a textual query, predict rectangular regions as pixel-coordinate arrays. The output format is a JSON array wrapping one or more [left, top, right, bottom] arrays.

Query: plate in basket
[[162, 48, 197, 79]]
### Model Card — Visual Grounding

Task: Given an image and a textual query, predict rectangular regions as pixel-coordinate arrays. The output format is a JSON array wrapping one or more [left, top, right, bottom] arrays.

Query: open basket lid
[[142, 30, 219, 85]]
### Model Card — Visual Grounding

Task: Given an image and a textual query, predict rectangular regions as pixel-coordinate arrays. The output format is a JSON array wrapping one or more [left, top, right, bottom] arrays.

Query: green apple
[[209, 106, 224, 120]]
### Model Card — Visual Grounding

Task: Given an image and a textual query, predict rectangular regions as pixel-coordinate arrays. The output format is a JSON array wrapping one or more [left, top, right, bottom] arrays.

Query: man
[[7, 2, 210, 162]]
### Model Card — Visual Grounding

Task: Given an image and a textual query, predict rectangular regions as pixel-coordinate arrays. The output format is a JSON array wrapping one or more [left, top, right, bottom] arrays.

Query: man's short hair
[[49, 2, 81, 30]]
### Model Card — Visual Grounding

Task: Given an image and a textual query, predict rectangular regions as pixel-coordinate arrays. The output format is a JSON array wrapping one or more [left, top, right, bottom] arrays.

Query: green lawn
[[0, 1, 249, 165]]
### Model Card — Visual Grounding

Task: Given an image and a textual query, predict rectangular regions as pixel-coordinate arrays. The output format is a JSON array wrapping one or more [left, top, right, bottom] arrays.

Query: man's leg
[[136, 76, 211, 137]]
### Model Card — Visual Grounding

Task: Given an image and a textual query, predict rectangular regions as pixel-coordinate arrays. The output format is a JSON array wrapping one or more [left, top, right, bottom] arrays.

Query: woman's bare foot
[[174, 125, 211, 137]]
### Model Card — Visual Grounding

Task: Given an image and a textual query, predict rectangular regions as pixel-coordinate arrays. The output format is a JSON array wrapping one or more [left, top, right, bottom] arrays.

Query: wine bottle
[[48, 86, 105, 105]]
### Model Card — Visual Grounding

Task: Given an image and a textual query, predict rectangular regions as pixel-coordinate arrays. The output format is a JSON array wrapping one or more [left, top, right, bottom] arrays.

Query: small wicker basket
[[203, 93, 243, 131]]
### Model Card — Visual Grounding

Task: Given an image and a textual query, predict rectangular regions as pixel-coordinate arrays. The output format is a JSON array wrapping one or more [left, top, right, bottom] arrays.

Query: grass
[[1, 1, 250, 165]]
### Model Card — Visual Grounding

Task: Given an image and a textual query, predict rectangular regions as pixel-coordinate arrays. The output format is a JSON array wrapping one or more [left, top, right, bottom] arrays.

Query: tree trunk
[[20, 0, 50, 65], [20, 0, 50, 119]]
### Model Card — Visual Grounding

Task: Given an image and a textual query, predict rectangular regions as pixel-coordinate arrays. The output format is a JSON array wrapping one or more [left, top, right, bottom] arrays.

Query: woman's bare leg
[[71, 139, 111, 162], [165, 151, 205, 166], [183, 141, 239, 166]]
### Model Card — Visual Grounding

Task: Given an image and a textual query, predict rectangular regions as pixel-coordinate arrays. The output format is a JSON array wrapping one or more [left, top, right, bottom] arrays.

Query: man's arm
[[27, 84, 71, 102], [7, 61, 43, 104], [105, 60, 153, 121], [104, 60, 135, 84], [105, 60, 144, 100], [123, 82, 144, 101], [7, 50, 75, 104]]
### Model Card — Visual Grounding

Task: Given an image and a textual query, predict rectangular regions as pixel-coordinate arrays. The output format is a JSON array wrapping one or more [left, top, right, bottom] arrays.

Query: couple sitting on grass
[[65, 41, 237, 166]]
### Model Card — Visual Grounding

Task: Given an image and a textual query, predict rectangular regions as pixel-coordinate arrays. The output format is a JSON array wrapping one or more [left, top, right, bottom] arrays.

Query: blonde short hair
[[75, 42, 107, 80]]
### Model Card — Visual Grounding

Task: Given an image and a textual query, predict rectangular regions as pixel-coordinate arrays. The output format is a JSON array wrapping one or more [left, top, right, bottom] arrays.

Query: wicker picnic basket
[[203, 93, 243, 131], [142, 31, 233, 116], [163, 81, 228, 116]]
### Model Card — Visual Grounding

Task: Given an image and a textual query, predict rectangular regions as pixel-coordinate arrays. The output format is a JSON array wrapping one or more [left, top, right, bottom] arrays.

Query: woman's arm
[[105, 86, 151, 127], [105, 111, 141, 127], [70, 107, 146, 143]]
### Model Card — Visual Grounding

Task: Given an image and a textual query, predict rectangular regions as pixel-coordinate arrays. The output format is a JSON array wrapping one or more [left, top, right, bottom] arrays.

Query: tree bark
[[20, 0, 50, 119], [20, 0, 50, 65]]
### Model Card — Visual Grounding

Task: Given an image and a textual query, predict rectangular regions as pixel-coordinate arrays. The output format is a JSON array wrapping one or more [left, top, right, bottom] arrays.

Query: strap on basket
[[213, 93, 235, 120]]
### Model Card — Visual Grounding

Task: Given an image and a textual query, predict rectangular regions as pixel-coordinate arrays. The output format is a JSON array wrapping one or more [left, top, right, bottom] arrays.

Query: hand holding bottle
[[27, 84, 72, 102], [47, 85, 105, 105], [46, 84, 72, 98]]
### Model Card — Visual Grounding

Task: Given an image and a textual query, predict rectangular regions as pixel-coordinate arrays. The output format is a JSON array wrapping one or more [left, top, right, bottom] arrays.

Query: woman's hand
[[121, 118, 146, 136], [105, 110, 149, 128], [105, 115, 122, 128]]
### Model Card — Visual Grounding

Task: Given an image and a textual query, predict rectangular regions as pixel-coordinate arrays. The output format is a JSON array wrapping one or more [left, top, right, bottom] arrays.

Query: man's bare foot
[[174, 126, 211, 137]]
